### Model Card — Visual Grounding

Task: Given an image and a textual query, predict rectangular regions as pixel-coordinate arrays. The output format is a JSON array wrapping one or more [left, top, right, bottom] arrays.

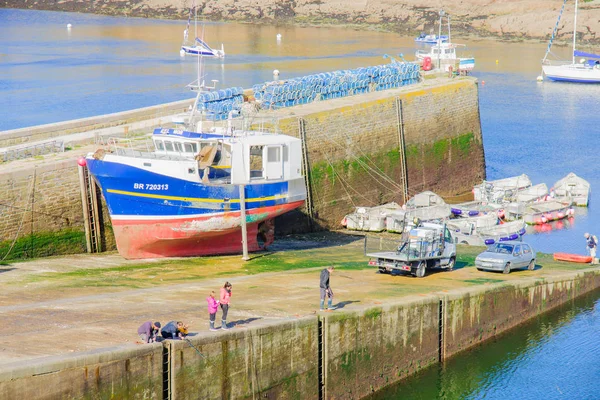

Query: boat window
[[174, 142, 183, 153], [165, 141, 174, 152], [249, 145, 264, 179], [433, 49, 440, 54], [267, 146, 281, 162], [184, 143, 197, 153], [445, 49, 453, 54], [155, 140, 165, 151]]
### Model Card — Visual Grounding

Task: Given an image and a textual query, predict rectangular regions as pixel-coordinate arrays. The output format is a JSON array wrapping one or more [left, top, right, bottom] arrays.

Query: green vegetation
[[0, 229, 86, 262], [451, 132, 475, 156]]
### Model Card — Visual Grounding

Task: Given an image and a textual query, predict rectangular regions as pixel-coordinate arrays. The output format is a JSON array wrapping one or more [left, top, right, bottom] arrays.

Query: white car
[[475, 241, 536, 274]]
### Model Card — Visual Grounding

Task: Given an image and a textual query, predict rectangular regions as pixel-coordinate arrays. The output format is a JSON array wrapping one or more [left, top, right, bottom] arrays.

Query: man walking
[[585, 233, 598, 264], [320, 266, 337, 311]]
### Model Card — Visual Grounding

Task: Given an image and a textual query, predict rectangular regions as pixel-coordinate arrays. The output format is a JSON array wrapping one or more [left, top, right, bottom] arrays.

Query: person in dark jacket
[[319, 266, 336, 311], [137, 321, 161, 343], [161, 321, 189, 340]]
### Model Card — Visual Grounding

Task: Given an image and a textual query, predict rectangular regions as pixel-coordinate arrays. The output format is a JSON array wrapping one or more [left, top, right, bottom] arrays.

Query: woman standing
[[220, 282, 233, 329]]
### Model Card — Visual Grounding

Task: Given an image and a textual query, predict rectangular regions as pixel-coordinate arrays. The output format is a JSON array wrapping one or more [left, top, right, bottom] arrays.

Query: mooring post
[[239, 184, 249, 261], [395, 97, 409, 204]]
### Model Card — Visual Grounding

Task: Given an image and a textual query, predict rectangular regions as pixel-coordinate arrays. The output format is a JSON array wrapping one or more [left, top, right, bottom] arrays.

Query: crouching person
[[137, 321, 161, 343], [161, 321, 189, 340]]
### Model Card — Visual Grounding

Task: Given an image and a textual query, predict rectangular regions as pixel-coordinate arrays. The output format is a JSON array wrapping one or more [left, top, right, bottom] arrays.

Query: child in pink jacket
[[206, 291, 220, 331]]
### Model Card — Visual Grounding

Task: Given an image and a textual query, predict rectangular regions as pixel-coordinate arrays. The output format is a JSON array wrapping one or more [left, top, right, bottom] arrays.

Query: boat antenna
[[542, 0, 568, 63]]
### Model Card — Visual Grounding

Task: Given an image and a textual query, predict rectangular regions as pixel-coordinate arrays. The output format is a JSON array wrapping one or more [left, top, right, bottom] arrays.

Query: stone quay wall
[[0, 76, 483, 254], [2, 270, 600, 399], [271, 77, 484, 231]]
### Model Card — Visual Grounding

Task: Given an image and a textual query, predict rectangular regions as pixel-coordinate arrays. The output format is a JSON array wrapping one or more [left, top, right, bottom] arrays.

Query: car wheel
[[503, 262, 511, 274], [477, 267, 484, 271], [447, 257, 456, 271], [528, 259, 535, 271], [415, 261, 426, 278]]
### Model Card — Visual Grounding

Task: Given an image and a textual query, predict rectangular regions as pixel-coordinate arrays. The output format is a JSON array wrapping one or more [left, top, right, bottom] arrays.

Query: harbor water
[[3, 9, 600, 396]]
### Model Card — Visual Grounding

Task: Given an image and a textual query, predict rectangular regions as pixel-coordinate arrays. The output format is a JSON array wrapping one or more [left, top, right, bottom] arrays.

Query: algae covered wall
[[169, 318, 319, 400], [322, 296, 440, 399], [3, 271, 600, 399], [441, 270, 600, 359], [272, 77, 484, 231], [0, 344, 163, 399]]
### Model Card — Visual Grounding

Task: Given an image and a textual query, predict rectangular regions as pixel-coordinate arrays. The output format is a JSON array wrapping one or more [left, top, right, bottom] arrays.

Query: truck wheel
[[503, 262, 511, 274], [415, 261, 426, 278], [528, 259, 535, 271], [378, 267, 387, 274], [447, 257, 456, 271]]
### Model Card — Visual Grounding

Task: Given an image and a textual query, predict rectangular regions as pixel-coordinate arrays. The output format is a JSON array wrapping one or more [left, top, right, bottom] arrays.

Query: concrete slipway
[[0, 231, 598, 399]]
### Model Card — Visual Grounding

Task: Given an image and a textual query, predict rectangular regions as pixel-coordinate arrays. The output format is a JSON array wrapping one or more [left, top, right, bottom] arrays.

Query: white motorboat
[[343, 203, 403, 232], [552, 172, 590, 206], [473, 174, 532, 204], [415, 10, 474, 73]]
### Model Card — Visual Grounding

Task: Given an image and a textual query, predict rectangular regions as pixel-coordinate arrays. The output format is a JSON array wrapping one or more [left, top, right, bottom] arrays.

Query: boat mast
[[438, 9, 444, 70], [572, 0, 578, 64]]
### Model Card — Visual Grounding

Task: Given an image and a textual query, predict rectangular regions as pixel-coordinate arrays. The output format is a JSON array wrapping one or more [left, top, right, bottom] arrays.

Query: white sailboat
[[541, 0, 600, 83], [180, 3, 225, 58]]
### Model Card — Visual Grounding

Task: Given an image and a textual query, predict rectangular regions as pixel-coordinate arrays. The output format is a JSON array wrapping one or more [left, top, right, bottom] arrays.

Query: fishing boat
[[415, 33, 448, 44], [541, 0, 600, 83], [552, 172, 590, 206], [473, 174, 532, 204], [180, 3, 225, 58], [84, 129, 306, 259], [415, 11, 475, 73]]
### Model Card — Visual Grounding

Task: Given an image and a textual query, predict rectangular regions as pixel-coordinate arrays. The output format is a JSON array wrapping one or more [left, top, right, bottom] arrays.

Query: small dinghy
[[552, 172, 591, 207], [473, 174, 532, 204], [386, 191, 451, 233], [343, 202, 402, 232], [553, 253, 593, 263]]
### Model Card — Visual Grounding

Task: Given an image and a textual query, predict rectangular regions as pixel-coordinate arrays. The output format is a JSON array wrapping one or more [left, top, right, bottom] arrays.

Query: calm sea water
[[2, 9, 598, 254], [367, 288, 600, 400], [3, 8, 600, 398]]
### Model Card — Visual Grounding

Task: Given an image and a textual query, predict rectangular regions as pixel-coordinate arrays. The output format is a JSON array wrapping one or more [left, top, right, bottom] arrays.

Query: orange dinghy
[[553, 253, 593, 263]]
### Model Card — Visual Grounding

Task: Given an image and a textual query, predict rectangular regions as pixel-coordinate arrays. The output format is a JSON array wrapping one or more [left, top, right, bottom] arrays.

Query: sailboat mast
[[573, 0, 578, 64]]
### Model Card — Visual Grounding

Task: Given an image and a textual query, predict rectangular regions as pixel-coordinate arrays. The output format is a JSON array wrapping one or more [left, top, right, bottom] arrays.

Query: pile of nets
[[252, 62, 420, 109], [197, 87, 244, 121]]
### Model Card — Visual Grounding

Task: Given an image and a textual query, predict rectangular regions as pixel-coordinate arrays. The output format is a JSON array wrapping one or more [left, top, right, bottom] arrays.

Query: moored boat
[[553, 252, 593, 263], [85, 129, 306, 259], [343, 202, 402, 232], [553, 172, 590, 206], [473, 174, 532, 203], [522, 200, 573, 225], [415, 33, 448, 44]]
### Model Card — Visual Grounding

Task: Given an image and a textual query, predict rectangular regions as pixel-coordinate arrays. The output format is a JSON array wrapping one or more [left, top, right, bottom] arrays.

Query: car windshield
[[491, 244, 514, 254]]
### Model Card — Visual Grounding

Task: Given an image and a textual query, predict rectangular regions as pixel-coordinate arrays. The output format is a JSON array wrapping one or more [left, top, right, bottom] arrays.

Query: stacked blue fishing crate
[[253, 62, 420, 110], [197, 87, 245, 121]]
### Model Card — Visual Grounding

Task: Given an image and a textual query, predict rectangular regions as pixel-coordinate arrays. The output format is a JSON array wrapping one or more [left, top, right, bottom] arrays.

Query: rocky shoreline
[[4, 0, 600, 46]]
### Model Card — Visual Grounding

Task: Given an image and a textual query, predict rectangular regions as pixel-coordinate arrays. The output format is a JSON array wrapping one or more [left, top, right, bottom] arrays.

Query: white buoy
[[536, 75, 544, 82], [180, 49, 186, 57], [273, 69, 280, 77], [67, 23, 72, 29], [276, 33, 282, 41]]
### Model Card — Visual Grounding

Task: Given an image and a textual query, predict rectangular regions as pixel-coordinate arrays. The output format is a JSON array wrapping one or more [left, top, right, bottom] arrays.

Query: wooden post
[[239, 184, 249, 261]]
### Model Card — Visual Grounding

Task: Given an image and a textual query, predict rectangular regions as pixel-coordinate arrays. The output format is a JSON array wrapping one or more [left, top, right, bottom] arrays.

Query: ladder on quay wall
[[298, 118, 315, 230], [78, 163, 101, 253]]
